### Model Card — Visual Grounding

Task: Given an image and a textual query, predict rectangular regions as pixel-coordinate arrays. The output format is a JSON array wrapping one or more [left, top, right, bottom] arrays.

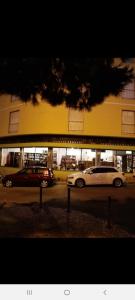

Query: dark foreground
[[0, 183, 135, 237]]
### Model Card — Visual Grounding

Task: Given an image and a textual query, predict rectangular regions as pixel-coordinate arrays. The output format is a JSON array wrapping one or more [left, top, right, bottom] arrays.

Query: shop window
[[25, 169, 33, 174], [120, 80, 135, 99], [68, 108, 84, 131], [8, 110, 20, 133], [53, 148, 66, 169], [122, 110, 135, 134], [24, 150, 48, 167], [101, 150, 113, 162], [82, 149, 95, 161]]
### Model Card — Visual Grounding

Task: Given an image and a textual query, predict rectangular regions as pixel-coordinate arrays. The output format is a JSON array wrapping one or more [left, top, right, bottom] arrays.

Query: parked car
[[67, 166, 127, 188], [2, 166, 55, 188]]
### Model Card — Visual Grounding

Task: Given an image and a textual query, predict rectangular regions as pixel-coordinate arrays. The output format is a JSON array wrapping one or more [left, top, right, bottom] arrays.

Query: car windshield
[[17, 169, 26, 174], [83, 168, 94, 174]]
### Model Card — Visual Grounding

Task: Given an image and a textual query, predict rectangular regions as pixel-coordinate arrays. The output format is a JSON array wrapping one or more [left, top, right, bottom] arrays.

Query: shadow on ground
[[0, 197, 135, 237], [47, 197, 135, 234], [0, 202, 63, 237]]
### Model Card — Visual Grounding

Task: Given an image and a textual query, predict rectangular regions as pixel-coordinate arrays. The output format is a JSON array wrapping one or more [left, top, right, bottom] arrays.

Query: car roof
[[92, 166, 116, 168]]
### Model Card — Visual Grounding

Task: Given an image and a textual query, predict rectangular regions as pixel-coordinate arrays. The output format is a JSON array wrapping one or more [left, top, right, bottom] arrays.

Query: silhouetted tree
[[0, 58, 134, 110]]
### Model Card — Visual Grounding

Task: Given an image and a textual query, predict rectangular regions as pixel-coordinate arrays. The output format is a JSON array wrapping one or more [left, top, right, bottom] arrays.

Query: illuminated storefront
[[0, 143, 134, 172]]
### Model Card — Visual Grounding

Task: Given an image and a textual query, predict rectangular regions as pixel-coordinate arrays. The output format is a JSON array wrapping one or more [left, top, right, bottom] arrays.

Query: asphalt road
[[0, 182, 135, 204], [1, 182, 135, 233]]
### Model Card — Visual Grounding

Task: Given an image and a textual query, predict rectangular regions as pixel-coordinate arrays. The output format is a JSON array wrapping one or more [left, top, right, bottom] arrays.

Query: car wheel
[[40, 180, 48, 188], [75, 178, 85, 188], [113, 178, 123, 187], [5, 180, 13, 188]]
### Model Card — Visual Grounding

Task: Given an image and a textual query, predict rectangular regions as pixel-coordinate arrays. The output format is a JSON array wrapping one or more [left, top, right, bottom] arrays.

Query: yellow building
[[0, 72, 135, 172]]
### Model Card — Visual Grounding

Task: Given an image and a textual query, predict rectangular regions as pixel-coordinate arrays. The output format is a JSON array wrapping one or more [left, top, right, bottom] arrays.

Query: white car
[[67, 166, 127, 188]]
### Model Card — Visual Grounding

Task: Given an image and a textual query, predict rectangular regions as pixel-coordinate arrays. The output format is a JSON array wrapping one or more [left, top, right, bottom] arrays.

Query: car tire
[[75, 178, 85, 188], [40, 180, 48, 188], [5, 180, 13, 188], [113, 178, 123, 187]]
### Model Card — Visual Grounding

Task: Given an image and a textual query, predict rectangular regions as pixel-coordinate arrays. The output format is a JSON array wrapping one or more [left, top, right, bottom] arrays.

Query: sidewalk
[[0, 201, 133, 238]]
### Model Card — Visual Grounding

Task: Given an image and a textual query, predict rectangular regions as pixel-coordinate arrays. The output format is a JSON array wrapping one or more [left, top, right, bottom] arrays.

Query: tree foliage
[[0, 58, 134, 110]]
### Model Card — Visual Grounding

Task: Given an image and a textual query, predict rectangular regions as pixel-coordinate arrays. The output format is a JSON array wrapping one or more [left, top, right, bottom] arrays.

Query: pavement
[[0, 170, 135, 237], [0, 200, 133, 238]]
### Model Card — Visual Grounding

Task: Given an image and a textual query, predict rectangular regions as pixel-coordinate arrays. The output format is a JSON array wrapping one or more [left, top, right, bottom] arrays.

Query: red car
[[2, 166, 55, 188]]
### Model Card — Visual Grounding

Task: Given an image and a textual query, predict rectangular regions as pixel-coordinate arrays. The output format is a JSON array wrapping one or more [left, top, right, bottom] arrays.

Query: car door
[[14, 168, 32, 186], [84, 168, 105, 185], [102, 168, 118, 184], [91, 168, 114, 185], [25, 168, 37, 186], [94, 168, 108, 184], [83, 168, 100, 185], [30, 168, 42, 186]]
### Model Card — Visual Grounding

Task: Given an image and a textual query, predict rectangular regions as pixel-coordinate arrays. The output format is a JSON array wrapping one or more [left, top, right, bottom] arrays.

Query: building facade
[[0, 76, 135, 172]]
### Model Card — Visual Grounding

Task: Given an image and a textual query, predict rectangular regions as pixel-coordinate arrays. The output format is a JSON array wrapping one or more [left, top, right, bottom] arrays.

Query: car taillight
[[44, 170, 49, 176]]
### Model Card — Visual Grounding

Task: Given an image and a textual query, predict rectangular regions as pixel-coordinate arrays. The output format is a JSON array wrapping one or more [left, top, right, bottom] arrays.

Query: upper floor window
[[8, 110, 20, 133], [11, 95, 20, 102], [120, 80, 135, 99], [122, 110, 135, 134], [68, 108, 84, 131]]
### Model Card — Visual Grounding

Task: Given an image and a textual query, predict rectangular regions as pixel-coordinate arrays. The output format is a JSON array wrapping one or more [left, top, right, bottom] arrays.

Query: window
[[92, 168, 104, 173], [25, 168, 33, 174], [37, 168, 48, 174], [11, 95, 19, 102], [68, 108, 84, 131], [18, 169, 29, 175], [120, 80, 135, 99], [122, 110, 135, 134], [102, 168, 117, 173], [92, 167, 117, 173], [9, 110, 19, 133]]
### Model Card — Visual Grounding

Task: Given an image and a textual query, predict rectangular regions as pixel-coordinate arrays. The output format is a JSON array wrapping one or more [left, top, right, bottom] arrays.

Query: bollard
[[67, 187, 71, 213], [66, 187, 71, 236], [40, 186, 43, 209], [66, 212, 70, 235], [107, 196, 112, 229]]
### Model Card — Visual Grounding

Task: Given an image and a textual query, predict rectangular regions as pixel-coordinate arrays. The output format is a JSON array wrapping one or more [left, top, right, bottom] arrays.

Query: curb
[[56, 181, 66, 185]]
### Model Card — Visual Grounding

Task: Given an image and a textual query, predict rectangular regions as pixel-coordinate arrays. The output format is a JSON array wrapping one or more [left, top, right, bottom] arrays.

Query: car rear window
[[36, 168, 49, 175], [107, 168, 118, 173]]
